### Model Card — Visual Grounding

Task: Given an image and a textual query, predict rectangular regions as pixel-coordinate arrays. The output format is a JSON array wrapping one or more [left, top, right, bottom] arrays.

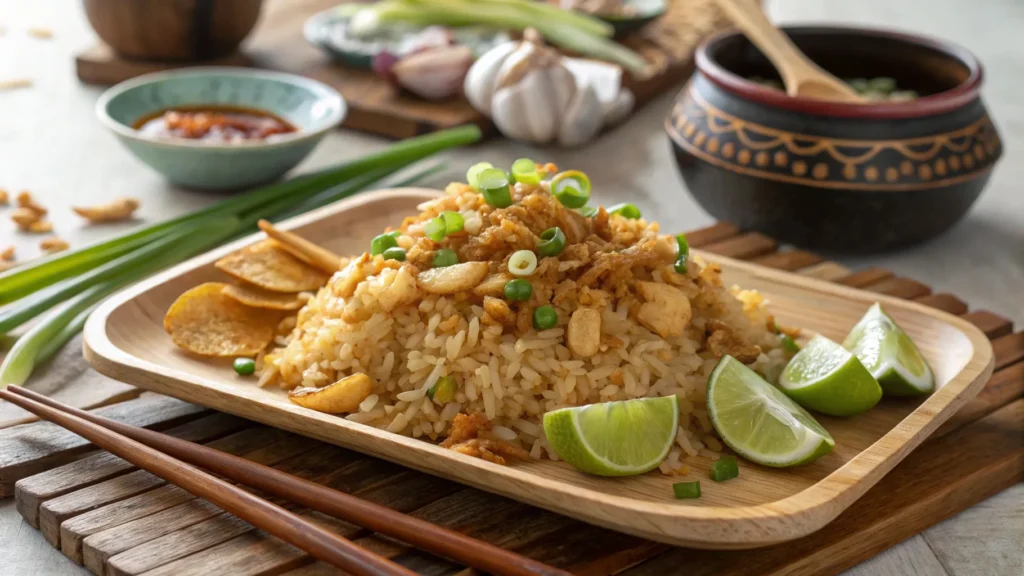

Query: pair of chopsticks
[[0, 386, 571, 576]]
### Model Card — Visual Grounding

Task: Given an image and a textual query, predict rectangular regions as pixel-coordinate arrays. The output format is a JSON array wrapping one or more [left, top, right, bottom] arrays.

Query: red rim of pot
[[694, 25, 983, 119]]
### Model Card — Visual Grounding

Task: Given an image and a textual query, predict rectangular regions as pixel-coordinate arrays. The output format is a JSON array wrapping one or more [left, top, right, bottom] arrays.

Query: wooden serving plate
[[82, 189, 994, 549]]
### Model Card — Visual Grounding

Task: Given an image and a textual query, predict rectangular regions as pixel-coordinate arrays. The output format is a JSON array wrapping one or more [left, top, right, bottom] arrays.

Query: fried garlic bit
[[39, 236, 69, 253], [441, 413, 529, 465], [0, 188, 9, 204], [1, 245, 14, 261], [72, 197, 140, 223], [27, 27, 53, 39]]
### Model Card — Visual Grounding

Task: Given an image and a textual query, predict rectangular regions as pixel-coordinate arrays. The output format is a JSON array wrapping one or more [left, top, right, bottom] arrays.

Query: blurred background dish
[[96, 67, 346, 190], [667, 25, 1002, 253], [556, 0, 668, 37], [83, 0, 264, 61]]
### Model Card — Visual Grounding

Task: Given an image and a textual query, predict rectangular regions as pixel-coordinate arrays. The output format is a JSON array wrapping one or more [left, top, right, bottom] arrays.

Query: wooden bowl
[[666, 26, 1003, 253], [83, 0, 263, 61]]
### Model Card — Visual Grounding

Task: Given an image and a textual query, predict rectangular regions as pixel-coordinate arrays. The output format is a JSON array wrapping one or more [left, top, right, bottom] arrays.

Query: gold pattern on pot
[[668, 90, 1001, 191]]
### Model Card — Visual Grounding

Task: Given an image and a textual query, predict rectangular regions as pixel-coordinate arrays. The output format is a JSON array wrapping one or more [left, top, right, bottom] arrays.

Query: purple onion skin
[[372, 51, 401, 87]]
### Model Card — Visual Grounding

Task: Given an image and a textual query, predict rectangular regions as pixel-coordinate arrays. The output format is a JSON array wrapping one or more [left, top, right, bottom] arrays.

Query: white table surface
[[0, 0, 1021, 574]]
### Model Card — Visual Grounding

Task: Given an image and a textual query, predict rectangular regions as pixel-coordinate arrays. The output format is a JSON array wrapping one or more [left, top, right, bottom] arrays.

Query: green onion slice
[[428, 375, 457, 403], [440, 211, 464, 234], [510, 158, 541, 185], [607, 203, 641, 219], [781, 334, 801, 353], [672, 481, 701, 499], [550, 170, 591, 209], [537, 227, 566, 257], [466, 162, 493, 189], [478, 168, 513, 208], [424, 217, 447, 242], [579, 205, 599, 218], [710, 456, 739, 482], [508, 250, 538, 276], [674, 233, 689, 275]]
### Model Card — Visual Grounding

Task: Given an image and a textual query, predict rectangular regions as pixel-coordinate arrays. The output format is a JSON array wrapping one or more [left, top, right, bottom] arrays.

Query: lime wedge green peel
[[843, 303, 935, 396], [779, 335, 882, 416], [543, 396, 679, 476], [708, 356, 834, 467]]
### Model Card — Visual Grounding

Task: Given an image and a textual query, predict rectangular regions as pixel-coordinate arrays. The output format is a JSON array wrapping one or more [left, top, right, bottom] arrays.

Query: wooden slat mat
[[3, 223, 1022, 576]]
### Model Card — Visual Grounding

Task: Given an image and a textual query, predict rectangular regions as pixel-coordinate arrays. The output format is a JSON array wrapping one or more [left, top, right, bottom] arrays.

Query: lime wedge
[[543, 396, 679, 476], [779, 335, 882, 416], [707, 356, 834, 467], [843, 303, 934, 396]]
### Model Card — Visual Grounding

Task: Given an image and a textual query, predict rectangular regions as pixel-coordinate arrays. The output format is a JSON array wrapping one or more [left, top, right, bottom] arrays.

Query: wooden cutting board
[[75, 0, 733, 138], [3, 221, 1022, 575]]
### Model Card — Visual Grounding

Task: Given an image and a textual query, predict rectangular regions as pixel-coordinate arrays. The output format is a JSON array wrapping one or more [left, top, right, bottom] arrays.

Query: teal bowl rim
[[95, 67, 347, 151]]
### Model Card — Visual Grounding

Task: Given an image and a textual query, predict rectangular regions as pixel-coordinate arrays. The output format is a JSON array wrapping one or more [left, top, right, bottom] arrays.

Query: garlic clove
[[562, 57, 623, 106], [601, 87, 635, 127], [493, 32, 562, 91], [392, 45, 473, 101], [558, 82, 602, 147], [464, 41, 517, 116], [493, 68, 574, 144]]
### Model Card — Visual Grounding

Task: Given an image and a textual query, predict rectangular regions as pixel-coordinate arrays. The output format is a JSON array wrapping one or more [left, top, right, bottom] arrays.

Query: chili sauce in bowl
[[97, 68, 345, 190], [133, 105, 298, 143]]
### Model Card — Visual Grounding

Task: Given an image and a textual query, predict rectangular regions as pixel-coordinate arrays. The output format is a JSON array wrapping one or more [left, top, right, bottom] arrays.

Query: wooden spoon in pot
[[714, 0, 865, 103]]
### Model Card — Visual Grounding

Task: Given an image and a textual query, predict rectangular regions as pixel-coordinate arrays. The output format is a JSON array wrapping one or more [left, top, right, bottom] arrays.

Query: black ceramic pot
[[666, 26, 1002, 253]]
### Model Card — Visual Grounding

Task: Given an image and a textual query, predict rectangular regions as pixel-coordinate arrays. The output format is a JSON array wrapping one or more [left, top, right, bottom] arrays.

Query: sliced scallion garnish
[[781, 334, 801, 353], [537, 227, 566, 257], [710, 456, 739, 482], [440, 211, 464, 234], [674, 233, 689, 275], [466, 162, 494, 189], [508, 250, 538, 276], [478, 168, 513, 208], [608, 203, 641, 219], [550, 170, 591, 209], [424, 217, 447, 242], [579, 205, 599, 218], [510, 158, 541, 185]]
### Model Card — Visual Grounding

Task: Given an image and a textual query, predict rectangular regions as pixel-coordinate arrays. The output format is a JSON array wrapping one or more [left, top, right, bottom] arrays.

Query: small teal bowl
[[96, 67, 346, 190]]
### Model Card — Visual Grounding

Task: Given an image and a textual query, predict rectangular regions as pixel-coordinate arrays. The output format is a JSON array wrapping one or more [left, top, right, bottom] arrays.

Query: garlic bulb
[[463, 29, 634, 147]]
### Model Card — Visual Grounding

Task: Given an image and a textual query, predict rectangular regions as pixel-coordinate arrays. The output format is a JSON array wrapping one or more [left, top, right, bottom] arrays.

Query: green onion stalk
[[0, 283, 114, 386], [0, 125, 481, 385], [354, 0, 649, 76], [0, 125, 481, 305], [0, 216, 240, 386]]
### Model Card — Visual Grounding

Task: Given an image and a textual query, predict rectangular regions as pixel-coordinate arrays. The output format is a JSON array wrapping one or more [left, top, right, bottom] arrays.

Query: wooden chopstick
[[7, 386, 572, 576], [0, 388, 415, 576], [258, 219, 344, 273]]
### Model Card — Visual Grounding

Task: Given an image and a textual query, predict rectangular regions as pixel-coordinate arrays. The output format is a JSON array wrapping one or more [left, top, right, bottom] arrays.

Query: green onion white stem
[[0, 283, 115, 386]]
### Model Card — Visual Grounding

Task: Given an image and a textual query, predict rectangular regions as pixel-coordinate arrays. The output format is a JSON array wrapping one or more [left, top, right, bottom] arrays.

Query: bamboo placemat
[[2, 222, 1021, 576]]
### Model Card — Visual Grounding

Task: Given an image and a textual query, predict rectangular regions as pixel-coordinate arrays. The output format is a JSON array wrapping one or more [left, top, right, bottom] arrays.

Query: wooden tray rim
[[82, 188, 995, 548]]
